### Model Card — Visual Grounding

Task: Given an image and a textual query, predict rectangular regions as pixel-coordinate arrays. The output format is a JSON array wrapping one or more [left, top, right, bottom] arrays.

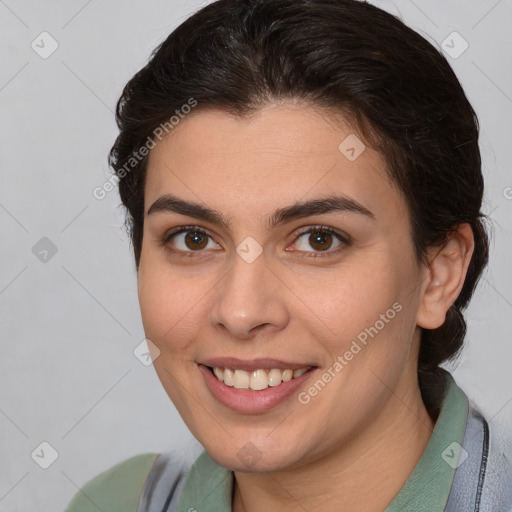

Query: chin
[[203, 438, 306, 473]]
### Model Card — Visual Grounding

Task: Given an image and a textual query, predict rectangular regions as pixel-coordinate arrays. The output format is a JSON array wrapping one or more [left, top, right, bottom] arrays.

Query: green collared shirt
[[65, 373, 469, 512]]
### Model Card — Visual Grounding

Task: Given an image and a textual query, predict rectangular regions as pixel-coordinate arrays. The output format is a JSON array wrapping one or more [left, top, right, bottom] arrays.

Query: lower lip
[[198, 364, 317, 414]]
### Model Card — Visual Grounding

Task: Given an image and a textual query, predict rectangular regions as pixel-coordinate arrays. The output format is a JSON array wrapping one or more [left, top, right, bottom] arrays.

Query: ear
[[416, 223, 475, 330]]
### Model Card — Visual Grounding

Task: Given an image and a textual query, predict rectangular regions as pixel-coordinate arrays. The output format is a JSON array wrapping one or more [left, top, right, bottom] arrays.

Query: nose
[[208, 247, 290, 340]]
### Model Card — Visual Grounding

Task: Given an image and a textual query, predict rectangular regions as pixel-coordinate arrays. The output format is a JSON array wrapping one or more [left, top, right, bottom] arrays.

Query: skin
[[137, 102, 474, 511]]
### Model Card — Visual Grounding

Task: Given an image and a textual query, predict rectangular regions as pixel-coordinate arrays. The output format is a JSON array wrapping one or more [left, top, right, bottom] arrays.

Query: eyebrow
[[147, 194, 375, 230]]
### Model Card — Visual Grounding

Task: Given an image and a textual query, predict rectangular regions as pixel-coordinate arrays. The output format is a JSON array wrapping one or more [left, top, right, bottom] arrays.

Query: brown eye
[[308, 230, 334, 251], [163, 227, 219, 253], [184, 231, 209, 250], [291, 225, 350, 257]]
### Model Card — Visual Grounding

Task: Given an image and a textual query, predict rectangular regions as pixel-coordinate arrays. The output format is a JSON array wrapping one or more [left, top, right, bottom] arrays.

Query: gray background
[[1, 0, 511, 510]]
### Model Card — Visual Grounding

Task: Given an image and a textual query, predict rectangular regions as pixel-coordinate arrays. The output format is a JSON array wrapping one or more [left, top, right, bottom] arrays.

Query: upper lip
[[198, 357, 315, 372]]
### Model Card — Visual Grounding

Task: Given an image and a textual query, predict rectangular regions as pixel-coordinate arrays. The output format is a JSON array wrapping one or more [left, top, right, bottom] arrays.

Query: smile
[[211, 367, 310, 391], [198, 360, 318, 413]]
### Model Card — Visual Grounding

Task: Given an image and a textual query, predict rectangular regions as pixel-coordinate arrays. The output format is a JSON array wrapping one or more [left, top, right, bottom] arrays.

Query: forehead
[[144, 104, 406, 230]]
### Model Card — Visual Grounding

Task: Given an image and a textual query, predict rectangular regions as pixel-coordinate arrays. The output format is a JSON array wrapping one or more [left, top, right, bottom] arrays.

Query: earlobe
[[416, 223, 475, 330]]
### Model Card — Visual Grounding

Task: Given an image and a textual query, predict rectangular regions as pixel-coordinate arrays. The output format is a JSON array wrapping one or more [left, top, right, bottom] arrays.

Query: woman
[[65, 0, 512, 510]]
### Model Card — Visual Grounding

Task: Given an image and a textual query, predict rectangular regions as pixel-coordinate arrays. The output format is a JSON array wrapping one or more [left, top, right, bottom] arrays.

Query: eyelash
[[160, 224, 351, 259]]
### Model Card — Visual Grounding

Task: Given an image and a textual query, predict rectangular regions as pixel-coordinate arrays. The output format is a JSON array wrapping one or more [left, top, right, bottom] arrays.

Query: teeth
[[211, 366, 310, 391], [268, 368, 282, 387], [213, 367, 224, 382], [234, 369, 250, 389], [250, 369, 268, 391], [282, 369, 293, 382], [224, 368, 234, 387]]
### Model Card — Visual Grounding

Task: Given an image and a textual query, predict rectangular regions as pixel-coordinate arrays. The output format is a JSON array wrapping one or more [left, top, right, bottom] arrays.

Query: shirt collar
[[384, 370, 468, 511]]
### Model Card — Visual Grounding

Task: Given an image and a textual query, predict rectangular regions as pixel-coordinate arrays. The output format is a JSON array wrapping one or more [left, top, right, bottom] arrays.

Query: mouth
[[197, 358, 318, 413], [208, 366, 311, 391]]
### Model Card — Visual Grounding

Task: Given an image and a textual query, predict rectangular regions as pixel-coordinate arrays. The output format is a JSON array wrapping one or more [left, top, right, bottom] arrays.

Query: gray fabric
[[444, 402, 512, 512], [138, 451, 192, 512], [479, 416, 512, 512], [445, 406, 488, 511]]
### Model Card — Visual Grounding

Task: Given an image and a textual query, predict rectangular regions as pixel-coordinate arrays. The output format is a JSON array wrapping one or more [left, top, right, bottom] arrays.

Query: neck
[[232, 375, 436, 512]]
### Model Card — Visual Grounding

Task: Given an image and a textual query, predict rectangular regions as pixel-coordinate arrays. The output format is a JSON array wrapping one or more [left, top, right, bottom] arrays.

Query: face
[[138, 103, 427, 473]]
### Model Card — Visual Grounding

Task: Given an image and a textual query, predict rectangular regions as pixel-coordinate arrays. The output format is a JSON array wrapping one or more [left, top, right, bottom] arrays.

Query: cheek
[[300, 254, 418, 365], [298, 260, 398, 327], [137, 250, 216, 356]]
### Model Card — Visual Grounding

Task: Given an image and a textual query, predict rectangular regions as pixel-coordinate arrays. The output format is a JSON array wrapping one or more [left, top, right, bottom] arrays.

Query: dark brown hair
[[109, 0, 489, 411]]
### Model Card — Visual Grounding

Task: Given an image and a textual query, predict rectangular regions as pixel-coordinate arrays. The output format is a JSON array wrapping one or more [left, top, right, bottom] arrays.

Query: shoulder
[[64, 452, 160, 512], [480, 413, 512, 511], [440, 375, 512, 511], [457, 398, 512, 511]]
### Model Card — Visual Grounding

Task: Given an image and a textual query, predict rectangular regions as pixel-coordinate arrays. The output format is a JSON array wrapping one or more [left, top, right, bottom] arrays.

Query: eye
[[161, 224, 350, 259], [290, 225, 350, 257], [162, 226, 219, 254]]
